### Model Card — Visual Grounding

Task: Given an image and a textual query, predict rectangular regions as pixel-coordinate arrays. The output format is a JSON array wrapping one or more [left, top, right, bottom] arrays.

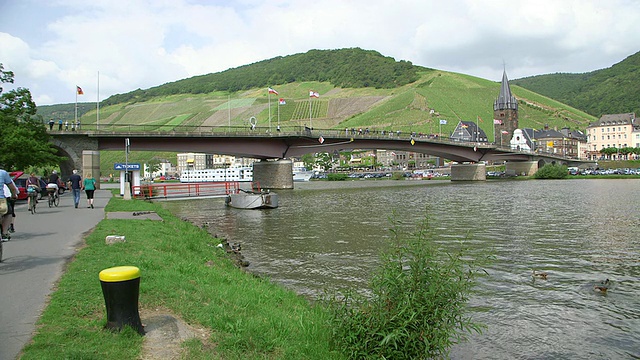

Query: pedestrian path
[[0, 190, 112, 360]]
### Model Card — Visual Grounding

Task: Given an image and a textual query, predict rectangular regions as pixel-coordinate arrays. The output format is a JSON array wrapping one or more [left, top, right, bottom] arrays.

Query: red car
[[9, 171, 28, 200]]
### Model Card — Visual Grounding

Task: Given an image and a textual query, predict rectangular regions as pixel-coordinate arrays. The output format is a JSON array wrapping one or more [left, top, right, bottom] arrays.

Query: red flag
[[268, 87, 278, 95], [493, 119, 503, 125], [309, 90, 319, 98], [76, 86, 84, 95], [501, 130, 509, 134], [279, 98, 286, 105]]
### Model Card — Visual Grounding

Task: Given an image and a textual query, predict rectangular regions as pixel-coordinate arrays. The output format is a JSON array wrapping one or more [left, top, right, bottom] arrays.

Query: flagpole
[[228, 94, 231, 131], [268, 90, 271, 132], [75, 87, 78, 125], [476, 116, 479, 142], [309, 95, 312, 129], [97, 71, 100, 130]]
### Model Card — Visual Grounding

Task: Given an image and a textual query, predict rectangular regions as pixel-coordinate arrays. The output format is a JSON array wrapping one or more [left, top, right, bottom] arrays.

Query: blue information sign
[[114, 163, 141, 170]]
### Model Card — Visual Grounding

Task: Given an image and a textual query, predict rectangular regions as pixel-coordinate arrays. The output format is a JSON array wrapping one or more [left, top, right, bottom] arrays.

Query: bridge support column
[[82, 150, 101, 189], [451, 163, 486, 181], [252, 159, 294, 189], [505, 161, 538, 177]]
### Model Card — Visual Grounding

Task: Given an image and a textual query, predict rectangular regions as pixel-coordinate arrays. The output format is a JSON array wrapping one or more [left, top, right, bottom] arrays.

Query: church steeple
[[494, 70, 518, 111], [493, 69, 519, 146]]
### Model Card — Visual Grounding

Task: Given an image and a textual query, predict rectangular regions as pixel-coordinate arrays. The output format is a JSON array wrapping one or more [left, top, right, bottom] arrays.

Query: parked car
[[10, 171, 28, 200]]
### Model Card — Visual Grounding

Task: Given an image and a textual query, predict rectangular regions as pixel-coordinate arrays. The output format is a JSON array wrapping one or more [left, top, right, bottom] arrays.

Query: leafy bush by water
[[327, 173, 348, 181], [325, 215, 485, 359], [534, 164, 568, 179]]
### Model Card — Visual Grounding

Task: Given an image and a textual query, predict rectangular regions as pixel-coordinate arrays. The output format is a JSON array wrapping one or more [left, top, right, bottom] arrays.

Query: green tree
[[300, 153, 315, 170], [0, 63, 62, 170], [146, 158, 163, 177], [315, 152, 334, 171]]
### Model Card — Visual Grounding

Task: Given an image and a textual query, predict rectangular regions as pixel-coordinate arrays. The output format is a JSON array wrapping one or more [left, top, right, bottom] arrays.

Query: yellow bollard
[[99, 266, 144, 334]]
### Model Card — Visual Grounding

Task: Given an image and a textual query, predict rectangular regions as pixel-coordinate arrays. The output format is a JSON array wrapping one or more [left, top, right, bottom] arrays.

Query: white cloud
[[1, 0, 638, 105]]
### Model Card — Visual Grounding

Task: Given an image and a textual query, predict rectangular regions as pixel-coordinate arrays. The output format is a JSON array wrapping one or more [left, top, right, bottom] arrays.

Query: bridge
[[49, 124, 593, 187]]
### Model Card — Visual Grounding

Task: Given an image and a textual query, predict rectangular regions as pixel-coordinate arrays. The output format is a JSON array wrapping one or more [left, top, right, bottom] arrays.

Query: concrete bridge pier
[[82, 150, 101, 189], [451, 163, 486, 181], [506, 161, 538, 177], [252, 159, 294, 189]]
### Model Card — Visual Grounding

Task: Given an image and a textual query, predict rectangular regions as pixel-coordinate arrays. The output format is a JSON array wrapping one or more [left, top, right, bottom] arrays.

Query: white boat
[[225, 189, 278, 209], [180, 167, 253, 183], [293, 167, 313, 182]]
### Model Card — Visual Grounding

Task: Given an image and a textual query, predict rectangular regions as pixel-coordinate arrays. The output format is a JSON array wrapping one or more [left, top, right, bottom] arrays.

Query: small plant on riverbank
[[327, 173, 348, 181], [325, 215, 485, 359], [391, 171, 404, 180], [534, 164, 568, 179]]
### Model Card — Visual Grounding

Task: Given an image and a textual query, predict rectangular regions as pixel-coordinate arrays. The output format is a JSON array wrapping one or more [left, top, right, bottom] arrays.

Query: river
[[162, 178, 640, 359]]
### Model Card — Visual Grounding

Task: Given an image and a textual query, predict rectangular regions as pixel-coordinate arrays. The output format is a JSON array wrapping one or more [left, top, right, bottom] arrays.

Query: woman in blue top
[[82, 172, 97, 209]]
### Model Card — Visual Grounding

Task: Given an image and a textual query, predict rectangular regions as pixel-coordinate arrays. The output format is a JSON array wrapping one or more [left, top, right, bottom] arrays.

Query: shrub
[[391, 172, 404, 180], [534, 164, 568, 179], [327, 173, 348, 181], [325, 215, 485, 359]]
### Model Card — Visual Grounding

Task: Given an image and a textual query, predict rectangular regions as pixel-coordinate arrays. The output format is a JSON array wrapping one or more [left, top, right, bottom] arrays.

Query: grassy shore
[[21, 193, 343, 360]]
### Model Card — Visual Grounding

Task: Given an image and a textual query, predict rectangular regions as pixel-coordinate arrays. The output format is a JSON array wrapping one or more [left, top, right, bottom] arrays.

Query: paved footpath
[[0, 189, 112, 360]]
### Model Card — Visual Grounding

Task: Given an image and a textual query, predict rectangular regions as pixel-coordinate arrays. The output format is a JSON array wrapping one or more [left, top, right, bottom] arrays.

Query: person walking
[[0, 169, 18, 242], [57, 119, 63, 131], [68, 170, 82, 208], [48, 119, 54, 131], [82, 172, 96, 209]]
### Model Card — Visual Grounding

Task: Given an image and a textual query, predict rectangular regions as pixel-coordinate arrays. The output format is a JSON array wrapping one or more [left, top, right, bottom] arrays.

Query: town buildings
[[585, 113, 639, 160]]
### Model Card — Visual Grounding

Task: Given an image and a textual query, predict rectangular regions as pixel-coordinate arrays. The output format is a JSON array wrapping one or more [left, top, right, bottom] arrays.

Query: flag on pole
[[439, 119, 447, 125], [268, 87, 278, 95], [279, 98, 286, 105], [309, 90, 319, 98], [493, 119, 503, 125], [76, 86, 84, 95]]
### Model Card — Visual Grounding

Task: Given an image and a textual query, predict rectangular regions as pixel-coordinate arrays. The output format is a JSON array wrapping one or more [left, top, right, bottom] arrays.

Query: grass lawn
[[20, 193, 343, 360]]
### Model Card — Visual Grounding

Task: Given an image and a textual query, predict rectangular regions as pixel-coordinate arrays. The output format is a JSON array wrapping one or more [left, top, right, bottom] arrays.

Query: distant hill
[[512, 51, 640, 118], [37, 48, 597, 138]]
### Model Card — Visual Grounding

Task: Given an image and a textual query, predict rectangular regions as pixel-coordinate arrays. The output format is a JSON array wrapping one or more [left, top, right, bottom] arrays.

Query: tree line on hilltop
[[512, 51, 640, 118], [102, 48, 422, 106]]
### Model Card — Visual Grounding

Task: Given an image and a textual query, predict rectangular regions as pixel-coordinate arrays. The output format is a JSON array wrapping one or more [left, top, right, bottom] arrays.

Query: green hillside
[[512, 51, 640, 117], [38, 48, 597, 139]]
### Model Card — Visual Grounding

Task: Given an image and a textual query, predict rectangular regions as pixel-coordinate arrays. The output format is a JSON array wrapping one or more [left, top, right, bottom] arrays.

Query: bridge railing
[[51, 123, 497, 147], [133, 181, 240, 200]]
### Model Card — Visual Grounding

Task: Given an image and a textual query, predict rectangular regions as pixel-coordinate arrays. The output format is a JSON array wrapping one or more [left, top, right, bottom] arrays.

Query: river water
[[162, 179, 640, 359]]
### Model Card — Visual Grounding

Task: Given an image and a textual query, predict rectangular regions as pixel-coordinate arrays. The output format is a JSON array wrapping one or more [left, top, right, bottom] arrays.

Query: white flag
[[439, 119, 447, 125]]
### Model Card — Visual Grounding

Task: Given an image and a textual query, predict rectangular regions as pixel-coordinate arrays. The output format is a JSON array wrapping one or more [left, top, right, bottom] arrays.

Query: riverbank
[[20, 193, 343, 359]]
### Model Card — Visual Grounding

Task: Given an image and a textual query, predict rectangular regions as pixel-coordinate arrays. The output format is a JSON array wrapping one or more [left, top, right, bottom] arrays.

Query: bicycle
[[47, 188, 59, 208], [27, 185, 38, 214]]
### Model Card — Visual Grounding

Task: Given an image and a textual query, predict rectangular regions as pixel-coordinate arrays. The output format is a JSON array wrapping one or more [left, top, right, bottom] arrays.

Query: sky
[[1, 0, 639, 106]]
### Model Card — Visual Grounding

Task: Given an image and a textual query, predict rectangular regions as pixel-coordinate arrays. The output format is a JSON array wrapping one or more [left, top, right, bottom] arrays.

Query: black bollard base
[[99, 266, 144, 335]]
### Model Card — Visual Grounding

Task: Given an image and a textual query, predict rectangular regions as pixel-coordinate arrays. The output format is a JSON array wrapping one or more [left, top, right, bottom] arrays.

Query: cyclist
[[46, 170, 60, 203], [26, 172, 41, 213], [1, 169, 18, 243]]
